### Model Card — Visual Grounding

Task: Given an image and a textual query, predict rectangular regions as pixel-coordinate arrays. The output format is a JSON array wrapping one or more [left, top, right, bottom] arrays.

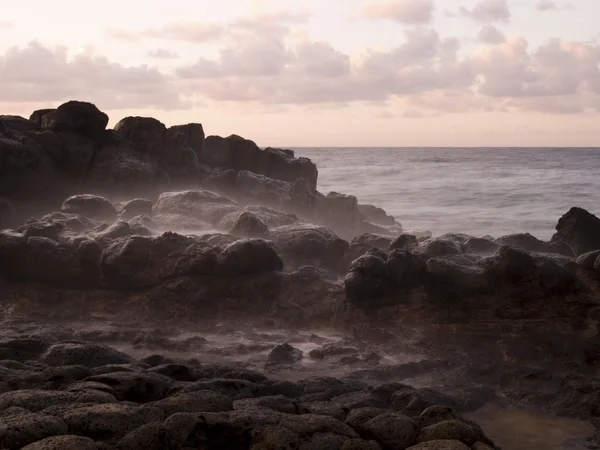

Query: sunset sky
[[1, 0, 599, 146]]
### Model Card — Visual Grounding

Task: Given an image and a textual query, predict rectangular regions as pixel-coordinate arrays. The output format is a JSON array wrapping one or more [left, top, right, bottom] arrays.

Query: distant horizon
[[2, 0, 599, 146]]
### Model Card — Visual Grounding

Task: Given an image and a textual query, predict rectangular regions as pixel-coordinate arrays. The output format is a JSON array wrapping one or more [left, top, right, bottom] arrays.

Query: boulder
[[117, 198, 153, 220], [61, 194, 117, 221], [417, 237, 463, 259], [217, 238, 283, 276], [482, 245, 536, 282], [41, 342, 133, 368], [577, 250, 600, 268], [416, 420, 484, 446], [267, 343, 303, 364], [362, 413, 418, 450], [0, 389, 113, 412], [0, 196, 15, 228], [151, 390, 233, 416], [29, 109, 55, 129], [351, 234, 394, 250], [552, 207, 600, 256], [84, 372, 173, 403], [316, 192, 363, 239], [0, 412, 68, 449], [154, 190, 240, 226], [20, 435, 101, 450], [407, 441, 470, 450], [426, 256, 488, 294], [40, 101, 109, 138], [227, 211, 269, 238], [235, 170, 292, 206], [463, 237, 499, 256], [270, 224, 349, 270], [169, 123, 205, 158], [0, 115, 37, 135], [390, 234, 419, 252]]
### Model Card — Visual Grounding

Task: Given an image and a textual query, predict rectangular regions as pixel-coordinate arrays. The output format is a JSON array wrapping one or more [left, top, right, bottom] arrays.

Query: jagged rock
[[62, 403, 164, 442], [217, 238, 283, 275], [154, 190, 239, 226], [552, 207, 600, 256], [358, 204, 396, 227], [61, 194, 117, 221], [0, 412, 68, 449], [268, 343, 303, 363], [41, 342, 133, 368], [20, 435, 101, 450], [117, 199, 153, 220], [351, 234, 394, 250], [271, 224, 349, 270], [40, 101, 108, 138], [169, 123, 205, 158], [29, 109, 55, 128]]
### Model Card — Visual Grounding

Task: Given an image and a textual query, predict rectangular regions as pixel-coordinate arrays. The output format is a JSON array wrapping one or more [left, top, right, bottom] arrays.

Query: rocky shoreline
[[2, 101, 600, 449]]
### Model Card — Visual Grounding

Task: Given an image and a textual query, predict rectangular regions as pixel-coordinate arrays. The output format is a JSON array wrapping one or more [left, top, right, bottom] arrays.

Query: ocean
[[294, 147, 600, 240]]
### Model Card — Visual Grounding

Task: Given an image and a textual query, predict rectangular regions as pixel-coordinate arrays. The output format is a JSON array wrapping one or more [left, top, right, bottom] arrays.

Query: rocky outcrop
[[552, 207, 600, 256]]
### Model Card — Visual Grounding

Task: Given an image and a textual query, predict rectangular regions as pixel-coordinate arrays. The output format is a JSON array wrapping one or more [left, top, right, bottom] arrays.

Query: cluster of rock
[[0, 101, 401, 240], [0, 337, 499, 450]]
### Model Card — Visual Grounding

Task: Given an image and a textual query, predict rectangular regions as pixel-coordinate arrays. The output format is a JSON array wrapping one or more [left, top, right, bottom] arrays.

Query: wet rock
[[416, 420, 484, 446], [309, 344, 359, 361], [495, 233, 549, 253], [552, 207, 600, 256], [534, 254, 577, 291], [62, 403, 164, 442], [577, 250, 600, 268], [227, 211, 270, 238], [417, 238, 463, 259], [362, 413, 418, 450], [426, 256, 488, 294], [61, 194, 117, 222], [40, 101, 108, 138], [154, 190, 240, 226], [280, 413, 359, 438], [217, 238, 283, 276], [0, 412, 68, 449], [271, 224, 349, 270], [0, 338, 51, 362], [344, 252, 388, 302], [407, 441, 470, 450], [117, 199, 153, 220], [234, 395, 299, 414], [389, 234, 419, 252], [245, 206, 299, 228], [0, 389, 114, 412], [41, 342, 133, 368], [20, 435, 101, 450], [85, 372, 173, 403], [267, 343, 303, 364], [152, 390, 233, 415]]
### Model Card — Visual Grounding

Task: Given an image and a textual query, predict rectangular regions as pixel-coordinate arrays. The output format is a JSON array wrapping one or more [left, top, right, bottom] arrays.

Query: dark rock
[[0, 196, 15, 228], [61, 194, 117, 221], [40, 101, 108, 138], [362, 413, 418, 450], [0, 389, 113, 412], [169, 123, 205, 159], [482, 245, 536, 281], [117, 199, 153, 220], [552, 207, 600, 256], [407, 441, 471, 450], [115, 422, 169, 450], [268, 343, 303, 363], [235, 170, 292, 206], [20, 435, 101, 450], [41, 342, 133, 368], [217, 238, 283, 276], [316, 191, 363, 239], [228, 211, 269, 238], [416, 420, 484, 446], [0, 412, 68, 449], [358, 204, 396, 226], [345, 407, 385, 434], [342, 439, 383, 450], [174, 379, 263, 400], [154, 190, 239, 226], [234, 395, 299, 414], [463, 237, 499, 256], [85, 372, 173, 403], [29, 109, 55, 129], [577, 250, 600, 268], [417, 238, 463, 259], [344, 253, 388, 302], [351, 234, 394, 250], [426, 256, 488, 294], [0, 115, 37, 134], [152, 390, 233, 416]]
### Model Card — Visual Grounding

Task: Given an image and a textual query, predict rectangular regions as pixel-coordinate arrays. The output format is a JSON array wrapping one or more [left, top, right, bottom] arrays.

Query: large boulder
[[217, 239, 284, 276], [225, 211, 270, 238], [235, 170, 292, 206], [0, 411, 68, 449], [169, 123, 205, 159], [358, 204, 396, 227], [154, 190, 240, 226], [117, 198, 153, 220], [270, 224, 349, 270], [41, 342, 134, 368], [316, 192, 363, 240], [61, 194, 117, 222], [40, 101, 108, 139], [552, 207, 600, 256], [426, 255, 488, 294]]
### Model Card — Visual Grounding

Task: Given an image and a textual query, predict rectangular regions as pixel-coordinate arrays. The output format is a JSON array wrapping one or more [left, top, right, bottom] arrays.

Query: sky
[[1, 0, 599, 146]]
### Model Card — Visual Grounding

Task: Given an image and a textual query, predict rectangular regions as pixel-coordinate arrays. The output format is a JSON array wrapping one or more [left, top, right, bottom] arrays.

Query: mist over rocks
[[3, 100, 600, 448]]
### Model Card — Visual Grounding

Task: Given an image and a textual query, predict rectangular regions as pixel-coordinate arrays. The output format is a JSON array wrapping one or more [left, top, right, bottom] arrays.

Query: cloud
[[377, 111, 396, 119], [535, 0, 575, 11], [360, 0, 435, 24], [0, 42, 190, 110], [108, 22, 223, 43], [477, 25, 505, 44], [460, 0, 511, 23], [146, 49, 179, 59]]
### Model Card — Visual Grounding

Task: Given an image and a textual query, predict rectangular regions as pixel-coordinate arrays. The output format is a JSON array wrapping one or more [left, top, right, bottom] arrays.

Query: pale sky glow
[[1, 0, 599, 146]]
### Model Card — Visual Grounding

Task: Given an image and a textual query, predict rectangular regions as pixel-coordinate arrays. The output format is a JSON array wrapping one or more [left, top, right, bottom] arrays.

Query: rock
[[362, 413, 418, 450], [29, 109, 55, 128], [463, 237, 499, 256], [534, 254, 577, 291], [390, 387, 458, 416], [268, 343, 303, 363], [226, 211, 270, 238], [169, 123, 205, 159], [0, 389, 113, 412], [117, 199, 153, 220], [41, 342, 133, 368], [351, 234, 394, 250], [40, 101, 108, 138], [406, 441, 470, 450], [20, 435, 101, 450], [235, 170, 292, 206], [358, 204, 396, 227], [152, 390, 233, 416], [217, 238, 283, 276], [85, 372, 173, 403], [345, 408, 385, 434], [344, 253, 388, 302], [246, 206, 299, 228], [577, 250, 600, 268], [62, 403, 164, 442], [417, 238, 463, 259], [552, 207, 600, 256], [482, 245, 536, 281], [0, 196, 15, 228], [416, 420, 484, 446], [342, 439, 383, 450], [271, 224, 349, 270], [234, 395, 298, 414], [154, 190, 239, 226], [0, 412, 68, 449], [175, 379, 263, 400], [100, 233, 218, 288], [426, 256, 488, 294], [495, 233, 548, 253], [279, 413, 359, 438], [316, 191, 363, 239], [61, 194, 117, 221]]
